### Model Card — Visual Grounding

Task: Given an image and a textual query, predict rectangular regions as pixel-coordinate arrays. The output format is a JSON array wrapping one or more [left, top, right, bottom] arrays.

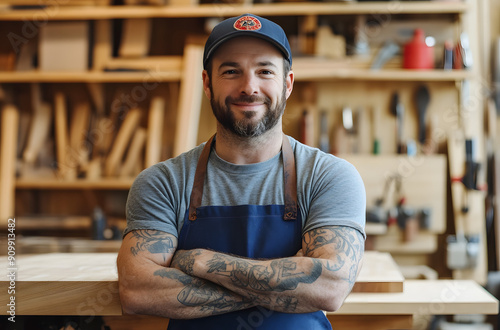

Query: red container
[[403, 29, 434, 69]]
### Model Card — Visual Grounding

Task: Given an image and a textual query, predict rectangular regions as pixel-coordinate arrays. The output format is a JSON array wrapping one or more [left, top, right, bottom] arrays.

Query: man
[[117, 13, 366, 329]]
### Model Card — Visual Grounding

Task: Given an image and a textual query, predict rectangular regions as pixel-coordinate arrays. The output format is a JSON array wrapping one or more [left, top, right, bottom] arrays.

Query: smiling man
[[117, 14, 366, 330]]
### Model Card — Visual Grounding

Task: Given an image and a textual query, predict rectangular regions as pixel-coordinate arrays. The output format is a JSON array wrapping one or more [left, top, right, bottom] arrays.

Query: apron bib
[[168, 134, 332, 330]]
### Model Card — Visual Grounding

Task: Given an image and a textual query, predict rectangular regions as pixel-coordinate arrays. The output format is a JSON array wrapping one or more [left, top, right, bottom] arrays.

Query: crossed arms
[[117, 225, 364, 319]]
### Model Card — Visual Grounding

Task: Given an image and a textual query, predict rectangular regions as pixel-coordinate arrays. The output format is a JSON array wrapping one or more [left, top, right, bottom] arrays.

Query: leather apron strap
[[188, 133, 297, 221]]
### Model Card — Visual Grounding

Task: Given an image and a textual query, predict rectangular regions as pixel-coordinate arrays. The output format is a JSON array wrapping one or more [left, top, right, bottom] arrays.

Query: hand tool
[[443, 40, 453, 70], [319, 110, 329, 153], [342, 106, 357, 153], [371, 106, 380, 155], [371, 40, 399, 70], [459, 32, 473, 69], [390, 92, 404, 154], [494, 37, 500, 111], [415, 84, 430, 148]]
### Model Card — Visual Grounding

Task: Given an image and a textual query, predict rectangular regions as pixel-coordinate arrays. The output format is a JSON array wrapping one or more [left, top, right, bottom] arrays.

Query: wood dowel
[[0, 103, 19, 221], [145, 96, 165, 168], [120, 127, 146, 178], [104, 108, 141, 177]]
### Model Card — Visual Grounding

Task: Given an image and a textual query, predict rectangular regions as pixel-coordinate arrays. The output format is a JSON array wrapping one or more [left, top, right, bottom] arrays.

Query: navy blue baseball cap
[[203, 13, 292, 69]]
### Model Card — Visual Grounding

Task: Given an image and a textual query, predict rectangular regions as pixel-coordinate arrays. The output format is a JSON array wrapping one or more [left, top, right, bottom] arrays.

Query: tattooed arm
[[117, 229, 260, 319], [170, 225, 364, 313]]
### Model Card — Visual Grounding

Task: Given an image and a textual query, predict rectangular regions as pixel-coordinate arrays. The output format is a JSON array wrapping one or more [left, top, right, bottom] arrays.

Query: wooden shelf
[[16, 178, 134, 190], [0, 2, 469, 21], [0, 67, 472, 83], [294, 67, 472, 82], [0, 70, 181, 83]]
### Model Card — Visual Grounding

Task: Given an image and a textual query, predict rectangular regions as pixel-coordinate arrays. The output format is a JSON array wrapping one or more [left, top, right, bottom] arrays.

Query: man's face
[[203, 36, 294, 138]]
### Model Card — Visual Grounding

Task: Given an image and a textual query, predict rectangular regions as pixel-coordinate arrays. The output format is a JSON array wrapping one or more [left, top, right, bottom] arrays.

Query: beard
[[210, 86, 287, 138]]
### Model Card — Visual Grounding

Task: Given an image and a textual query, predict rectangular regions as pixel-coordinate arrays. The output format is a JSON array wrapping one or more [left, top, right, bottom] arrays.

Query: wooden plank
[[0, 71, 182, 83], [118, 18, 151, 58], [54, 92, 73, 180], [105, 56, 182, 72], [15, 178, 134, 190], [2, 0, 110, 5], [0, 69, 472, 83], [0, 252, 400, 286], [103, 315, 169, 330], [14, 216, 91, 230], [0, 103, 19, 222], [39, 21, 89, 71], [104, 108, 141, 177], [22, 84, 52, 166], [0, 236, 122, 254], [335, 280, 498, 315], [0, 254, 497, 317], [327, 314, 413, 330], [293, 67, 472, 82], [353, 251, 404, 293], [0, 3, 470, 21], [119, 127, 146, 178], [145, 96, 165, 168], [14, 281, 121, 316], [173, 44, 204, 156], [69, 101, 91, 171], [373, 230, 438, 255], [92, 20, 111, 72]]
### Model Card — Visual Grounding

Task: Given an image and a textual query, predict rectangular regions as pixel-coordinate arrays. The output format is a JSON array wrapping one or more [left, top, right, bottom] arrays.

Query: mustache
[[226, 95, 271, 105]]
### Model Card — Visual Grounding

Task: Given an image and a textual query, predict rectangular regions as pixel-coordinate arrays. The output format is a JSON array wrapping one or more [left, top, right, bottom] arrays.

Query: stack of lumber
[[15, 83, 167, 181]]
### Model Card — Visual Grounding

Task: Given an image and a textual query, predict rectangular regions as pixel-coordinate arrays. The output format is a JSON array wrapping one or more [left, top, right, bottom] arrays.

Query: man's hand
[[295, 249, 305, 257]]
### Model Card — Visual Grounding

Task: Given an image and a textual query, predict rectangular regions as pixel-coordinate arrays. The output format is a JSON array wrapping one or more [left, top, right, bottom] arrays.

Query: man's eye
[[223, 69, 237, 74], [260, 70, 274, 75]]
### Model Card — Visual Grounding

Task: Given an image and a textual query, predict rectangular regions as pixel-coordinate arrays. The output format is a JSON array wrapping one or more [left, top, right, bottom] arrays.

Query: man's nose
[[240, 73, 258, 95]]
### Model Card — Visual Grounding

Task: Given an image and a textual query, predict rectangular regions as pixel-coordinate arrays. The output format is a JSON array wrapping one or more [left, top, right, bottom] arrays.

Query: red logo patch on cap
[[233, 16, 262, 31]]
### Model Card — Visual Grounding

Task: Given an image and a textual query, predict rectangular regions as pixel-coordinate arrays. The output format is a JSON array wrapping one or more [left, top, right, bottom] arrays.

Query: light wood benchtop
[[0, 251, 496, 316]]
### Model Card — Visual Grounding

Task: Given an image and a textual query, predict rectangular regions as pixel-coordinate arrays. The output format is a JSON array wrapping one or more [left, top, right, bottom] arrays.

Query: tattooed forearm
[[303, 226, 364, 287], [154, 268, 257, 315], [130, 230, 175, 256], [205, 254, 322, 293]]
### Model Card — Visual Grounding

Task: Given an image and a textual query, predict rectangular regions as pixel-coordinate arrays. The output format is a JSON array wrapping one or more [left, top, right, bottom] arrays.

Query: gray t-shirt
[[125, 136, 366, 239]]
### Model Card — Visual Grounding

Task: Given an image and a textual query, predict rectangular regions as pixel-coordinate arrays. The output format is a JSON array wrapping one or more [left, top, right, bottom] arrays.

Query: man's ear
[[202, 70, 211, 100], [285, 70, 294, 100]]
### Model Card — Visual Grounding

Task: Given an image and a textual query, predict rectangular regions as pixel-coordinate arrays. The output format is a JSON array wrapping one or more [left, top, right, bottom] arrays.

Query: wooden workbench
[[0, 251, 497, 330]]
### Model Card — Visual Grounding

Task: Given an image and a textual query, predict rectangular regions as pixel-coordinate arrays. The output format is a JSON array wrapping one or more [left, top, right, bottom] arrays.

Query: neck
[[214, 124, 283, 165]]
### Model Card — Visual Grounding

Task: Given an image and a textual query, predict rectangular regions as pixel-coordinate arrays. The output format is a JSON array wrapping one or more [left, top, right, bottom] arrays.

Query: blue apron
[[168, 134, 332, 330]]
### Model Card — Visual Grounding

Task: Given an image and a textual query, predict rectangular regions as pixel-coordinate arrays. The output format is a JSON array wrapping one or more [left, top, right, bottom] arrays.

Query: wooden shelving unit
[[0, 4, 476, 196], [0, 0, 488, 284]]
